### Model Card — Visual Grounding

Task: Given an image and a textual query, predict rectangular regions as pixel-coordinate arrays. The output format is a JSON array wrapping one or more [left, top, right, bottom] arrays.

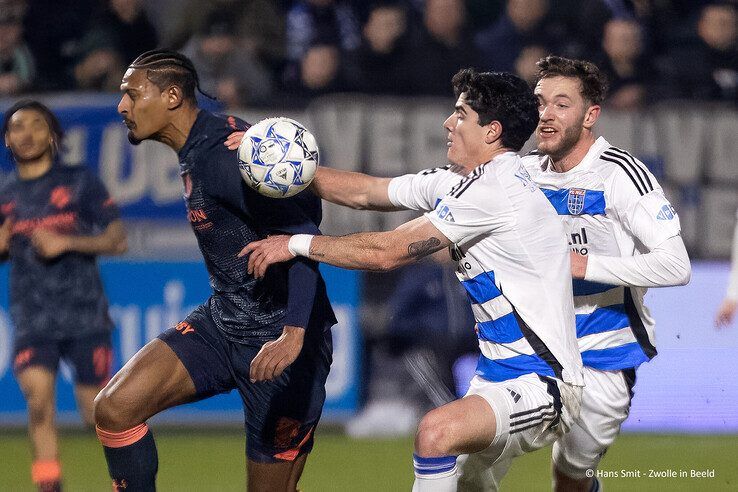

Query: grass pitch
[[0, 429, 736, 491]]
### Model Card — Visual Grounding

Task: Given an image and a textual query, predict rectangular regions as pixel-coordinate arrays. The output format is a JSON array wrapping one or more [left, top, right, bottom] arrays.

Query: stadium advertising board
[[0, 262, 362, 424]]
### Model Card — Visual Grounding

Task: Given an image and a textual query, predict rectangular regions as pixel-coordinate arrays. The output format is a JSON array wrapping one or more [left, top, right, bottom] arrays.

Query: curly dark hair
[[535, 55, 608, 105], [2, 99, 64, 157], [451, 68, 539, 151]]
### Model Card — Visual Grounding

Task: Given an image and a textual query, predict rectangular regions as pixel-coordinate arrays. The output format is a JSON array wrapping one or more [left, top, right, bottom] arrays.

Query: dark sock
[[97, 424, 158, 491]]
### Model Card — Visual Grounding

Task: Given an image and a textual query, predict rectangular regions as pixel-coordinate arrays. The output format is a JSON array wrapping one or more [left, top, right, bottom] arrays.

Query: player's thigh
[[552, 368, 633, 479], [13, 341, 59, 412], [239, 328, 333, 465], [417, 395, 498, 456], [95, 338, 198, 430]]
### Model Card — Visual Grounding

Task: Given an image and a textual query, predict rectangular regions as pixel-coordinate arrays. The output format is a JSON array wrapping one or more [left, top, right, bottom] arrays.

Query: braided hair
[[128, 49, 214, 103]]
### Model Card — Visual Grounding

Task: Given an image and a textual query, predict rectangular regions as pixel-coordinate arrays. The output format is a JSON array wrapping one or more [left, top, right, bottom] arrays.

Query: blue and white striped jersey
[[522, 137, 683, 371], [389, 152, 584, 387]]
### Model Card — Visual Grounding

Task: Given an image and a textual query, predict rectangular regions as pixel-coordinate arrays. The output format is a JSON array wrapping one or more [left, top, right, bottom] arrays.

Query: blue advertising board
[[0, 261, 362, 425]]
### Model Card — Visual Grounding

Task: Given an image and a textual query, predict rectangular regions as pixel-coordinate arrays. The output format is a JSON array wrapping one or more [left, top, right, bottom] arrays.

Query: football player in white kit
[[524, 56, 691, 492], [240, 69, 584, 491]]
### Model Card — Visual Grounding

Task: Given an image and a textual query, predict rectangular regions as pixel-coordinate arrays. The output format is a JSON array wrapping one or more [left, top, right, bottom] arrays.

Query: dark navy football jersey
[[178, 111, 336, 344], [0, 164, 119, 344]]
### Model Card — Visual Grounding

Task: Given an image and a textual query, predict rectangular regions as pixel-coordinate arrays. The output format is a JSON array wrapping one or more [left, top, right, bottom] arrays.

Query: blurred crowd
[[0, 0, 736, 108]]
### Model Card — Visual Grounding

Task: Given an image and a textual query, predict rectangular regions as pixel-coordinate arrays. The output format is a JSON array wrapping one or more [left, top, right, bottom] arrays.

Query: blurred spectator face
[[425, 0, 465, 42], [301, 44, 339, 89], [111, 0, 143, 23], [0, 19, 21, 57], [4, 109, 54, 163], [534, 76, 592, 161], [201, 34, 236, 59], [514, 45, 547, 85], [698, 5, 737, 51], [603, 19, 643, 64], [507, 0, 549, 32], [363, 5, 407, 54]]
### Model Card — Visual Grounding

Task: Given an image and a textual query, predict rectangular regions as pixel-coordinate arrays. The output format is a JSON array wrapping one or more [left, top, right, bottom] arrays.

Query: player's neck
[[551, 133, 596, 173], [469, 146, 510, 170], [156, 107, 200, 152], [16, 153, 53, 180]]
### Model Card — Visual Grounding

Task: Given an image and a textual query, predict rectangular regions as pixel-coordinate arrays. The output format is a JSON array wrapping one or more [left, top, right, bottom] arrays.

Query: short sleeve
[[80, 170, 120, 229], [388, 166, 462, 212]]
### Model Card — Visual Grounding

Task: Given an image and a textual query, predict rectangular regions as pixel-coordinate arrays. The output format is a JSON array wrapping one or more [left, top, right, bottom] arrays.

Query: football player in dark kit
[[93, 50, 336, 492], [1, 100, 127, 492]]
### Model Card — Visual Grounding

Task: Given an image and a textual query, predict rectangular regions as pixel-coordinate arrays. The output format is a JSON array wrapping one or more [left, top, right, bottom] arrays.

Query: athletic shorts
[[552, 366, 636, 479], [13, 332, 113, 386], [159, 303, 333, 464], [457, 373, 582, 491]]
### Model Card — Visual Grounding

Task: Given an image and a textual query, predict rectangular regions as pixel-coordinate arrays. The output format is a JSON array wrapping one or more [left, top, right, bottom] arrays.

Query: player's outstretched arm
[[31, 219, 128, 259], [310, 166, 399, 211], [240, 216, 451, 278]]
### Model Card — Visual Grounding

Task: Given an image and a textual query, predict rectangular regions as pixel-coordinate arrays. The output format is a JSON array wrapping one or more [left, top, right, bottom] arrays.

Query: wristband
[[288, 234, 314, 257]]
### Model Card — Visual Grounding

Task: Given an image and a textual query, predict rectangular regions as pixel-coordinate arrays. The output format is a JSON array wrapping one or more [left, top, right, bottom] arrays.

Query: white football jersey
[[522, 136, 683, 371], [388, 152, 584, 386]]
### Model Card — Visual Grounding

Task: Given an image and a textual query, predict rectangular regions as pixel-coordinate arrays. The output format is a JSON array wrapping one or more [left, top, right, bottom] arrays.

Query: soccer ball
[[237, 117, 319, 198]]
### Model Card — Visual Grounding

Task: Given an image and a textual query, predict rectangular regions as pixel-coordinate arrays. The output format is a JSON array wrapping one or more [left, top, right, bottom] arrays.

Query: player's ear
[[485, 120, 502, 145], [166, 85, 185, 110], [583, 104, 601, 130]]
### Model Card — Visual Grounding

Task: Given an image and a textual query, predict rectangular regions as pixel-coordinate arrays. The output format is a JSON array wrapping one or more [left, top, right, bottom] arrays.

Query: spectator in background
[[716, 209, 738, 328], [73, 0, 158, 91], [21, 0, 94, 90], [347, 1, 412, 95], [181, 11, 273, 109], [474, 0, 557, 73], [599, 18, 653, 109], [283, 0, 360, 95], [0, 7, 35, 96], [405, 0, 479, 96], [660, 2, 737, 102], [514, 44, 548, 86]]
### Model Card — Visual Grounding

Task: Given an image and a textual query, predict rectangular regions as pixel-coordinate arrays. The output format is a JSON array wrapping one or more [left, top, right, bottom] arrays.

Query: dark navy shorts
[[13, 332, 113, 386], [159, 303, 333, 463]]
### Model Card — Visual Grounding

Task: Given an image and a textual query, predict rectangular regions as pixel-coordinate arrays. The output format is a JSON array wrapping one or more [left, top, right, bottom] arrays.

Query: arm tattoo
[[408, 237, 441, 259]]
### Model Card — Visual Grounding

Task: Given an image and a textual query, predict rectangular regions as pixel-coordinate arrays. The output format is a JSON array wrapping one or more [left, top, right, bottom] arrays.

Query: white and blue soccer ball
[[237, 117, 319, 198]]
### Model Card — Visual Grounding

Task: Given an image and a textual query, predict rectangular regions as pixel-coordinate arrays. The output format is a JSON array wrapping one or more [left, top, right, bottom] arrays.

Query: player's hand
[[224, 131, 246, 151], [570, 251, 588, 279], [249, 325, 305, 382], [0, 218, 13, 254], [715, 299, 738, 329], [239, 235, 294, 279], [31, 228, 71, 259]]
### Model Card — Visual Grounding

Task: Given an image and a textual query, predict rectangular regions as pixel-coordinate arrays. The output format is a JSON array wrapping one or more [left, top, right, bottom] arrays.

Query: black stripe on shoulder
[[601, 152, 646, 196], [420, 164, 453, 176], [607, 147, 653, 192], [448, 166, 484, 198]]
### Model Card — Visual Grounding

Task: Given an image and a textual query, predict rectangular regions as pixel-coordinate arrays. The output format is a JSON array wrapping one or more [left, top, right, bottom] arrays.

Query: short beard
[[540, 118, 584, 162]]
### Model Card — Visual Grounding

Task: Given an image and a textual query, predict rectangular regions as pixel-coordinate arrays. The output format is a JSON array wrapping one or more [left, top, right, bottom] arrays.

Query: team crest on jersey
[[567, 188, 586, 215], [50, 186, 71, 209], [435, 205, 455, 222]]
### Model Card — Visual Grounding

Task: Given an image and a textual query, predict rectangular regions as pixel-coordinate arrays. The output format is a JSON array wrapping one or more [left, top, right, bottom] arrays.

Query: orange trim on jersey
[[31, 460, 61, 483], [273, 426, 314, 461], [96, 423, 149, 448]]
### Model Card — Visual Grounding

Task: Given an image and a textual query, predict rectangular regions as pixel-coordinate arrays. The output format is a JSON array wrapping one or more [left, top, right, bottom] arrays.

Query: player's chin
[[127, 130, 144, 146]]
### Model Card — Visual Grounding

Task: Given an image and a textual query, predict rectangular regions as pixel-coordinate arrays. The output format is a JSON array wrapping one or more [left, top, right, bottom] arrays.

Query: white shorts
[[457, 373, 582, 492], [552, 366, 635, 479]]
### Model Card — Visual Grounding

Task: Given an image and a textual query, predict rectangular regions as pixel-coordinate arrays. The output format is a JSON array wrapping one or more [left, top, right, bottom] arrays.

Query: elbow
[[114, 237, 128, 256], [676, 258, 691, 286]]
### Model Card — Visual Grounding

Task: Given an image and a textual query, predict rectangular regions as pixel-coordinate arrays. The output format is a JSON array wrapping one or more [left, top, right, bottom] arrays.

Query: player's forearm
[[66, 220, 128, 256], [311, 167, 398, 211], [307, 232, 412, 271], [584, 235, 691, 288]]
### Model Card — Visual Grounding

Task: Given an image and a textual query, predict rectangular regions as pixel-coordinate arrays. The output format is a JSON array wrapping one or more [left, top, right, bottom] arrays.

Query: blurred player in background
[[241, 68, 584, 492], [0, 100, 127, 492], [716, 209, 738, 328], [523, 55, 691, 492], [93, 50, 336, 492]]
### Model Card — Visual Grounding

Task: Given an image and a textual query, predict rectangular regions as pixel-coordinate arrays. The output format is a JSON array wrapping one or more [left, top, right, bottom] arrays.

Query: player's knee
[[26, 396, 54, 426], [94, 386, 138, 431], [415, 411, 454, 456]]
